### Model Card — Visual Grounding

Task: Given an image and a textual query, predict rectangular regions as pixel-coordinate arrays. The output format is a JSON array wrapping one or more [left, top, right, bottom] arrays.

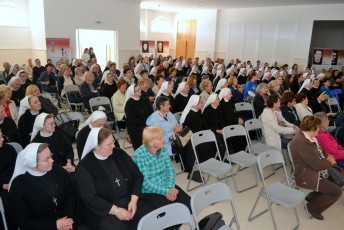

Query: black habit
[[75, 149, 151, 230], [8, 165, 75, 230], [18, 110, 40, 147], [0, 117, 21, 143], [174, 94, 190, 113], [124, 98, 153, 150]]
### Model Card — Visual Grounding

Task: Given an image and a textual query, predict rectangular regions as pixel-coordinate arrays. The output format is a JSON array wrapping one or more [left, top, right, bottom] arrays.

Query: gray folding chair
[[191, 183, 240, 230], [0, 197, 8, 230], [223, 125, 258, 193], [64, 84, 84, 112], [89, 96, 118, 132], [286, 143, 311, 219], [187, 130, 232, 191], [138, 203, 194, 230], [235, 102, 256, 118], [248, 150, 305, 230], [174, 111, 182, 123], [244, 119, 277, 155], [328, 97, 341, 114], [6, 142, 23, 154]]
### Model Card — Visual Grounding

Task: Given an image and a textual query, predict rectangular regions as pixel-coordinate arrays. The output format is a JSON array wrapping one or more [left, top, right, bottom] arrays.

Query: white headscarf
[[7, 76, 21, 88], [149, 66, 156, 75], [271, 69, 278, 77], [201, 66, 209, 75], [81, 127, 101, 160], [180, 95, 200, 124], [156, 81, 169, 98], [262, 72, 271, 81], [31, 113, 50, 141], [217, 64, 224, 71], [101, 72, 114, 85], [78, 110, 106, 130], [302, 72, 309, 79], [134, 64, 143, 80], [189, 65, 198, 76], [18, 95, 31, 119], [202, 93, 217, 113], [317, 73, 325, 80], [215, 78, 227, 92], [9, 143, 43, 189], [124, 84, 136, 106], [174, 82, 186, 98], [212, 63, 219, 75], [298, 79, 311, 93], [288, 69, 293, 74], [150, 60, 155, 66], [219, 88, 231, 101], [238, 68, 245, 76]]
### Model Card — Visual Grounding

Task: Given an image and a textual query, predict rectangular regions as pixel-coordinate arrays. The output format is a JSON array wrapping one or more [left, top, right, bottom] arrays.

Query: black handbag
[[55, 113, 79, 143], [171, 126, 193, 149], [328, 166, 344, 188]]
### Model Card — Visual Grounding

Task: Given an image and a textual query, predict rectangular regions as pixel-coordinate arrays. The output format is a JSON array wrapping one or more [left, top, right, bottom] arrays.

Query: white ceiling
[[134, 0, 344, 12]]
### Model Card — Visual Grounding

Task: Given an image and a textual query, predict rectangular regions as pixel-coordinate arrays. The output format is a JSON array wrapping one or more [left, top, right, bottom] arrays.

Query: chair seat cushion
[[199, 158, 232, 177], [264, 182, 305, 208], [230, 151, 257, 167]]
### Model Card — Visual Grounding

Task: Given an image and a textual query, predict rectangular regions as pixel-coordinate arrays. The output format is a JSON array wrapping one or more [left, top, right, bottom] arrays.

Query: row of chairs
[[138, 149, 306, 230]]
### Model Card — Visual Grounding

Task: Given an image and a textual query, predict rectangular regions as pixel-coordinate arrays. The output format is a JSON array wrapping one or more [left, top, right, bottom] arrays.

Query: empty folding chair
[[191, 183, 240, 230], [138, 203, 194, 230], [223, 125, 258, 193], [235, 102, 256, 118], [187, 130, 232, 191], [248, 150, 305, 230], [0, 197, 7, 230]]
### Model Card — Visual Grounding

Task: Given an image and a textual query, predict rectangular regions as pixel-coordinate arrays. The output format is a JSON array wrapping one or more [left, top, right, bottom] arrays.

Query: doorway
[[176, 20, 197, 60], [76, 29, 117, 69]]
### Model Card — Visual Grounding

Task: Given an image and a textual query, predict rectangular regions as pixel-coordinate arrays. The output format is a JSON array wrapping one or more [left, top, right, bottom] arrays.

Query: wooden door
[[176, 20, 197, 60]]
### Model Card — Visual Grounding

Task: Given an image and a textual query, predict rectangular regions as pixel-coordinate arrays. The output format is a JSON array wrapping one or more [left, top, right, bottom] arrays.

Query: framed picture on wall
[[157, 41, 164, 53], [141, 41, 149, 53]]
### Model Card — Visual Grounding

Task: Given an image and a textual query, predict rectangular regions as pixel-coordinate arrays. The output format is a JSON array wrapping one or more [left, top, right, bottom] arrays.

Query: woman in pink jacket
[[314, 112, 344, 167]]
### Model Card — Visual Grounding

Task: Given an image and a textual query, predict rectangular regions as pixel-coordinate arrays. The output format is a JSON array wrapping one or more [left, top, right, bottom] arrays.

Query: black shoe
[[187, 171, 203, 183], [308, 210, 324, 220], [305, 194, 312, 202]]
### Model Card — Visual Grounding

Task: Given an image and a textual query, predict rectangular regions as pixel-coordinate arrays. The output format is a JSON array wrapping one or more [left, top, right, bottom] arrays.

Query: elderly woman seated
[[8, 143, 75, 229], [132, 126, 191, 212], [76, 128, 152, 230], [260, 94, 300, 151], [314, 112, 344, 167], [290, 116, 341, 220]]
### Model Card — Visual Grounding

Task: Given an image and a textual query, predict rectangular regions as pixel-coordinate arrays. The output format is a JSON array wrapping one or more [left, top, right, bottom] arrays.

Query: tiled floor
[[69, 116, 343, 230]]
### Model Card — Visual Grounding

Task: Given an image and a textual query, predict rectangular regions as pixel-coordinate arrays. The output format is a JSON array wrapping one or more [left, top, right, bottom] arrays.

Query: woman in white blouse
[[294, 92, 313, 121]]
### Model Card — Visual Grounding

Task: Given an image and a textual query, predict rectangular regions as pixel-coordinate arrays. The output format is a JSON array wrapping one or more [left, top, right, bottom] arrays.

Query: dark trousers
[[143, 185, 191, 212], [127, 127, 144, 151], [306, 178, 342, 214]]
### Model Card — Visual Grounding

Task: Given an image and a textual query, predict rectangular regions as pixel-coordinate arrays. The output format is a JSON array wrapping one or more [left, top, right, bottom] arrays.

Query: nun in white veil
[[9, 142, 75, 229], [214, 78, 228, 93], [153, 81, 175, 112], [174, 82, 190, 112]]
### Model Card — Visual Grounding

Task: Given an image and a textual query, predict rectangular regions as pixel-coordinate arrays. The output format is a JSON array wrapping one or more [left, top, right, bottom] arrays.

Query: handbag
[[171, 126, 193, 149], [55, 113, 79, 143], [328, 166, 344, 188]]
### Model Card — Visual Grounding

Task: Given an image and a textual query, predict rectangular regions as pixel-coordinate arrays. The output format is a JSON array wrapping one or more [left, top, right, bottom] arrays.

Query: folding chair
[[191, 183, 240, 230], [138, 203, 194, 230], [187, 130, 232, 191], [223, 125, 258, 193], [235, 102, 256, 118], [64, 84, 84, 112], [55, 112, 84, 126], [89, 96, 118, 132], [0, 197, 8, 230], [248, 150, 305, 230], [244, 119, 277, 155], [6, 142, 23, 154], [41, 92, 53, 102], [174, 111, 182, 123], [328, 97, 341, 114], [286, 143, 311, 219]]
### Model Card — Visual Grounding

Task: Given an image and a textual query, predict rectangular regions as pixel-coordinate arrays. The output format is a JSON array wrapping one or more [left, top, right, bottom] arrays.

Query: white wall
[[215, 4, 344, 69], [43, 0, 140, 68], [140, 9, 217, 61]]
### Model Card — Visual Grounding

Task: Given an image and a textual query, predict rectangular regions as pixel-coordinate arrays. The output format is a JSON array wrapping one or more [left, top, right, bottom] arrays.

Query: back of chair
[[66, 112, 85, 123], [235, 102, 255, 117], [41, 92, 53, 102], [6, 142, 23, 154], [328, 98, 341, 113], [191, 183, 234, 215], [138, 203, 194, 230], [245, 118, 262, 132], [89, 96, 113, 113], [64, 84, 81, 94], [191, 130, 222, 160], [287, 143, 296, 174], [174, 112, 182, 123], [223, 125, 250, 153]]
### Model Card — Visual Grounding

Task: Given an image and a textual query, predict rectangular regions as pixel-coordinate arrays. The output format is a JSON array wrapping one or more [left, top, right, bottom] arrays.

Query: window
[[151, 17, 170, 33]]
